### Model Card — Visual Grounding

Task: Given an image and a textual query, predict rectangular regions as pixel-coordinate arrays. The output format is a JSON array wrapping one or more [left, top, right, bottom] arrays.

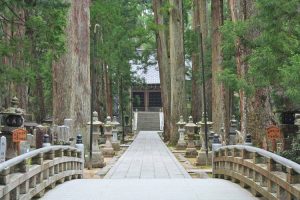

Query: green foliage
[[220, 20, 253, 94], [280, 142, 300, 164], [249, 0, 300, 105], [91, 0, 153, 116], [220, 0, 300, 108], [0, 0, 69, 116]]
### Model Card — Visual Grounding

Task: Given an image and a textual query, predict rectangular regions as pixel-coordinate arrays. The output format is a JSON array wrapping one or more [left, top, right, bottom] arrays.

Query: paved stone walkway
[[105, 131, 190, 179], [41, 131, 258, 200]]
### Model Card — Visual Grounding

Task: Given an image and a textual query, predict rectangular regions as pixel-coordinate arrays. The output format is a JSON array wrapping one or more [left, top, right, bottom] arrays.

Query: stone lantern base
[[103, 147, 115, 157], [112, 141, 120, 151], [185, 148, 198, 158], [91, 151, 106, 168], [176, 141, 187, 150], [196, 151, 212, 166]]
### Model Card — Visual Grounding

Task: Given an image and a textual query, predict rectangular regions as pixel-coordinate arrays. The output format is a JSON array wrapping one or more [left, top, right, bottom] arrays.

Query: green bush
[[280, 142, 300, 164]]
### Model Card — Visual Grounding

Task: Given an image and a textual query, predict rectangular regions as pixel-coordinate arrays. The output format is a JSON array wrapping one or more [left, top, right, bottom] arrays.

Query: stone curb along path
[[41, 131, 258, 200]]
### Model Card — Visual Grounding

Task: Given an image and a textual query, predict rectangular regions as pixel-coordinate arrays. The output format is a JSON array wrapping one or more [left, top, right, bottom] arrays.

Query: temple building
[[131, 64, 162, 112]]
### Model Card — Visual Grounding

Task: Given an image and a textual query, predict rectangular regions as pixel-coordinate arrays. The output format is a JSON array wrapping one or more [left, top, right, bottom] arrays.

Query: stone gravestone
[[0, 136, 7, 163], [57, 125, 70, 145], [27, 134, 35, 148], [19, 141, 30, 154], [36, 125, 50, 148], [64, 119, 74, 145]]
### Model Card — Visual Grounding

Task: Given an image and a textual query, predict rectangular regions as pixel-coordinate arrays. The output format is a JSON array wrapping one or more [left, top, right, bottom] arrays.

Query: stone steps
[[137, 112, 160, 131]]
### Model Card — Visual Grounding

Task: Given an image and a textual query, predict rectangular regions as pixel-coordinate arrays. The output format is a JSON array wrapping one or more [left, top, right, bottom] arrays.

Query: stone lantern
[[196, 113, 213, 165], [176, 116, 187, 150], [229, 115, 238, 145], [0, 97, 25, 159], [185, 116, 198, 158], [197, 113, 214, 152], [111, 116, 120, 151], [103, 116, 115, 157], [87, 111, 105, 168]]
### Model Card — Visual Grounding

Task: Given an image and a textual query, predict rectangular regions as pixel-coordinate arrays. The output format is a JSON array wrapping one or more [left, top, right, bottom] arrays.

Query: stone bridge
[[0, 131, 299, 200]]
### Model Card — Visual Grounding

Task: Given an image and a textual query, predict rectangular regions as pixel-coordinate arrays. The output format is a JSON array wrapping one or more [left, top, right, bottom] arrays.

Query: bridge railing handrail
[[215, 145, 300, 174], [0, 145, 84, 199], [213, 145, 300, 200], [0, 145, 81, 171]]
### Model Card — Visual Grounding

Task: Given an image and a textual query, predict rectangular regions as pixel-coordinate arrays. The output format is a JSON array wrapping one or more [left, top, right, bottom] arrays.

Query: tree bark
[[191, 0, 202, 123], [212, 0, 229, 142], [247, 88, 274, 147], [229, 0, 247, 137], [53, 0, 90, 146], [169, 0, 186, 145], [153, 0, 171, 141]]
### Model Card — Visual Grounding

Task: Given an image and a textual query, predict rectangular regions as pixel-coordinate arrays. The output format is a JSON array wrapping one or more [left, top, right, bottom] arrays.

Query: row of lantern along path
[[175, 114, 252, 165], [87, 111, 122, 168]]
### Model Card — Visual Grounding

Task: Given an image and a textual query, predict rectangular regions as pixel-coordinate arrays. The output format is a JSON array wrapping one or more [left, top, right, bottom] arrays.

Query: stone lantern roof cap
[[0, 97, 25, 115], [176, 115, 186, 125], [111, 116, 120, 126], [87, 111, 103, 125], [197, 120, 214, 126], [185, 116, 196, 127], [104, 116, 112, 127], [87, 120, 103, 125]]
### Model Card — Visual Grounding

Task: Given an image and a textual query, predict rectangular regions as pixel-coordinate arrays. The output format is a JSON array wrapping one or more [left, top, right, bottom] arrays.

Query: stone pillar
[[0, 136, 6, 163], [212, 134, 222, 152], [111, 116, 120, 151], [185, 116, 198, 158], [75, 134, 85, 166], [103, 116, 115, 157], [87, 111, 105, 168], [176, 116, 186, 150], [244, 134, 252, 146], [42, 134, 51, 147]]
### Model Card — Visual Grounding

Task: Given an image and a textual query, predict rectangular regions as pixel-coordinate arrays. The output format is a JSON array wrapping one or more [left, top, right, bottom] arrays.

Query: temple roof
[[130, 50, 191, 85]]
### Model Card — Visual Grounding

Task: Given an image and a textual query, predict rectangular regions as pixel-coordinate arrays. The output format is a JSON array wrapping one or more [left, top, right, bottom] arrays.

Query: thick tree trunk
[[229, 0, 258, 141], [153, 0, 171, 141], [247, 88, 274, 147], [191, 0, 202, 123], [169, 0, 186, 145], [229, 0, 247, 136], [212, 0, 229, 141], [199, 0, 212, 121], [53, 0, 90, 146]]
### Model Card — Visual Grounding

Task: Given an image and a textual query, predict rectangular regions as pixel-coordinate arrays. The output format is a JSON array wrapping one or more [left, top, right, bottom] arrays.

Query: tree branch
[[1, 0, 26, 23]]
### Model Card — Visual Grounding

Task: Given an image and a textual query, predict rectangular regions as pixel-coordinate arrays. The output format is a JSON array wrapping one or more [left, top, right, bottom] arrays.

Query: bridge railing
[[213, 145, 300, 200], [0, 145, 83, 199]]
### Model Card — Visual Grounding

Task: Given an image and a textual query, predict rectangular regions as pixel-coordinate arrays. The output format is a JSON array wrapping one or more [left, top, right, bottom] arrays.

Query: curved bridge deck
[[42, 131, 258, 200]]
